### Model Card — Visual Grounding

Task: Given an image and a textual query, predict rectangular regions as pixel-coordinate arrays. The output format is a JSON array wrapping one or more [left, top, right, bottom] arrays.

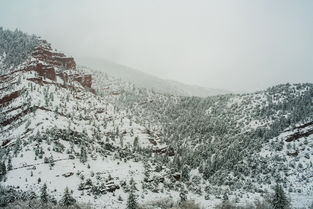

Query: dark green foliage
[[127, 190, 137, 209], [44, 157, 50, 164], [181, 165, 190, 182], [118, 195, 123, 201], [0, 27, 39, 72], [0, 186, 36, 207], [270, 184, 290, 209], [40, 183, 48, 203], [0, 161, 6, 180], [80, 146, 88, 163], [49, 155, 55, 167], [127, 180, 138, 209], [60, 187, 76, 207], [119, 83, 313, 188], [133, 136, 139, 150], [7, 157, 12, 170], [223, 193, 229, 201]]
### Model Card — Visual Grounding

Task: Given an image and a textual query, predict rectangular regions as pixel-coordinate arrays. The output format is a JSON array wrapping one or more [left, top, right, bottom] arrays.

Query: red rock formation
[[0, 40, 95, 129], [73, 74, 92, 88], [33, 63, 56, 81], [0, 90, 21, 107], [29, 40, 93, 89], [57, 72, 93, 89], [0, 40, 94, 122], [32, 44, 76, 70]]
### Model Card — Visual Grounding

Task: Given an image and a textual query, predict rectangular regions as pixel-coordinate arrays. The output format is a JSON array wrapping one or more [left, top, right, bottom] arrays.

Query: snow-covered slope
[[79, 65, 313, 208], [1, 28, 313, 209], [0, 34, 172, 208], [251, 121, 313, 208], [112, 81, 313, 208], [78, 58, 230, 97]]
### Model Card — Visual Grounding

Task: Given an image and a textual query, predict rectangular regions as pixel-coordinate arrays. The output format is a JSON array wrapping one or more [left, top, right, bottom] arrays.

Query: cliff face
[[23, 40, 92, 89], [32, 41, 76, 70], [0, 39, 95, 126], [58, 72, 92, 88]]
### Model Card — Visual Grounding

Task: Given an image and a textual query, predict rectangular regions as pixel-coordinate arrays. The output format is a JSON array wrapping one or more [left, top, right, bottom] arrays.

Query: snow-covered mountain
[[1, 28, 313, 209], [0, 29, 170, 209], [78, 58, 230, 97], [88, 67, 313, 208]]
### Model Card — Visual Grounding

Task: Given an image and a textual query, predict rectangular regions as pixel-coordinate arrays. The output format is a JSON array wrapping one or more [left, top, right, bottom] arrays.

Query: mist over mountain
[[78, 57, 230, 97], [0, 27, 313, 209]]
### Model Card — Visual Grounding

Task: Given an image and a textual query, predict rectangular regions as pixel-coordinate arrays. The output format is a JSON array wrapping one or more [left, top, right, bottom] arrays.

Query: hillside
[[78, 58, 230, 97], [1, 28, 313, 209], [0, 29, 169, 208], [91, 67, 313, 208]]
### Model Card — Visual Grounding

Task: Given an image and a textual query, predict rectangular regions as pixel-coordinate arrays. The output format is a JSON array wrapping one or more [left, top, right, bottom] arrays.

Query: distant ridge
[[77, 57, 230, 97]]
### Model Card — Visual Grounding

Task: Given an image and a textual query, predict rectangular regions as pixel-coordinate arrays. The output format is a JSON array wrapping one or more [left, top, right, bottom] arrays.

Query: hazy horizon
[[1, 0, 313, 92]]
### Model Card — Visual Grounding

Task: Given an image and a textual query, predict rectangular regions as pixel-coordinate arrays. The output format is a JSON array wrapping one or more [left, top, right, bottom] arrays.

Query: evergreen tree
[[127, 180, 137, 209], [40, 183, 48, 204], [223, 192, 229, 201], [271, 184, 290, 209], [118, 195, 123, 201], [60, 187, 76, 207], [80, 146, 87, 163], [49, 155, 55, 167], [0, 162, 6, 180], [181, 165, 190, 182], [7, 157, 12, 171], [133, 136, 139, 150], [44, 157, 49, 164], [120, 135, 124, 148]]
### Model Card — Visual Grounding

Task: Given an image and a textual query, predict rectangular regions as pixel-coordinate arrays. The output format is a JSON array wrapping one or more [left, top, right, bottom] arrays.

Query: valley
[[0, 28, 313, 209]]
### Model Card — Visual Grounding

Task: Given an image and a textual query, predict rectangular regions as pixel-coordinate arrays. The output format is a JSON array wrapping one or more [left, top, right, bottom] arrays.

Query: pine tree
[[80, 146, 87, 163], [271, 184, 290, 209], [127, 180, 137, 209], [133, 136, 139, 150], [118, 195, 123, 201], [179, 191, 187, 203], [120, 135, 124, 148], [181, 165, 190, 182], [40, 183, 48, 203], [44, 157, 49, 164], [0, 162, 6, 180], [49, 155, 55, 167], [223, 192, 229, 201], [60, 187, 76, 207], [7, 157, 12, 171]]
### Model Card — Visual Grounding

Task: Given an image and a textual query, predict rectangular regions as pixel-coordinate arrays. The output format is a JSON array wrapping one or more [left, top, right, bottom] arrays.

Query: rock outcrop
[[26, 40, 93, 89], [58, 71, 92, 89], [32, 40, 76, 70], [0, 39, 95, 127]]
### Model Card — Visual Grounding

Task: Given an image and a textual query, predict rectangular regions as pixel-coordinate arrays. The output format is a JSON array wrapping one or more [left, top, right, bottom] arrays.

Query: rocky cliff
[[4, 39, 94, 90]]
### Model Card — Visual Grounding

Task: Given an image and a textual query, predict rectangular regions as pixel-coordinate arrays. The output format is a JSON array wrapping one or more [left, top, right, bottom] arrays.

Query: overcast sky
[[1, 0, 313, 92]]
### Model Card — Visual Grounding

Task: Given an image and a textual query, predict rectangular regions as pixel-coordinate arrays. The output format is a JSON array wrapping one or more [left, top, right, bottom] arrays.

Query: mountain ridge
[[78, 57, 231, 97], [1, 28, 313, 209]]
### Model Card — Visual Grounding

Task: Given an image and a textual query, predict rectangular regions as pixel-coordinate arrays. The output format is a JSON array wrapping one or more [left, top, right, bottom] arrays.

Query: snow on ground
[[5, 151, 145, 208]]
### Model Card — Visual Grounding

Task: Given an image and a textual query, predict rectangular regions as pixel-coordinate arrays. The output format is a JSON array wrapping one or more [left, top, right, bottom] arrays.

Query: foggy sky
[[1, 0, 313, 92]]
